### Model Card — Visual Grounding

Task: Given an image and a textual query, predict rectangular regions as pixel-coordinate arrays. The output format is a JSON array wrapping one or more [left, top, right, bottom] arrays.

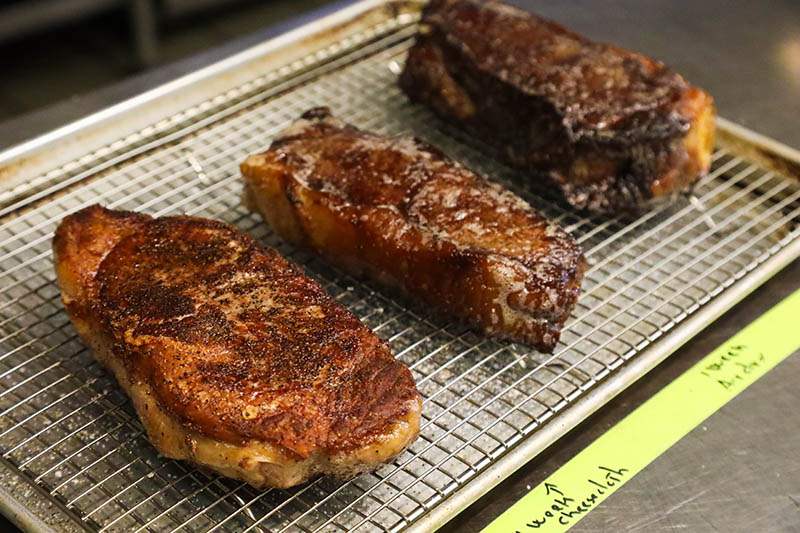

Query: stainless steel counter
[[1, 1, 797, 531]]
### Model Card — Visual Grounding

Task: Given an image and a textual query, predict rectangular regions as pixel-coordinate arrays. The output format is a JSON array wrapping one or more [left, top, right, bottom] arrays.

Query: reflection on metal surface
[[185, 150, 209, 183], [388, 59, 403, 75], [689, 194, 717, 231], [778, 36, 800, 86]]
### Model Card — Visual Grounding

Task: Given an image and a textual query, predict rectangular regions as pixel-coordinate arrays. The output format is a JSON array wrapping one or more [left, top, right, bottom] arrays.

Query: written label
[[519, 467, 628, 530], [699, 344, 766, 390], [483, 289, 800, 533]]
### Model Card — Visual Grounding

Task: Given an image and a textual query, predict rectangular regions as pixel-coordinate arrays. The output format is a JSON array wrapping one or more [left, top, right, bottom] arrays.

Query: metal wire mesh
[[0, 10, 799, 533]]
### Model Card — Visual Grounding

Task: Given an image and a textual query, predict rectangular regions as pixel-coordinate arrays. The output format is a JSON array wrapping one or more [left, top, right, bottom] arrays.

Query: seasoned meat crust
[[400, 0, 716, 212], [241, 108, 584, 352], [53, 205, 421, 488]]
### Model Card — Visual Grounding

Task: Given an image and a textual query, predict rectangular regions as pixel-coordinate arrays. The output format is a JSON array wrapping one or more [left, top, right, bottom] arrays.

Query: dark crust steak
[[53, 205, 421, 488], [241, 107, 584, 352], [400, 0, 716, 212]]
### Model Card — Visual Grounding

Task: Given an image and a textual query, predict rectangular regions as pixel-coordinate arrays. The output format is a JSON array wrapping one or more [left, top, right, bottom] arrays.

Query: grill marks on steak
[[241, 108, 584, 352], [400, 0, 716, 212], [54, 206, 421, 470]]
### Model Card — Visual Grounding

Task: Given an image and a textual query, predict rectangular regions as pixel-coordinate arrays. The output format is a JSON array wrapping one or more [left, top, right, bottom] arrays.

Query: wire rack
[[1, 8, 799, 533]]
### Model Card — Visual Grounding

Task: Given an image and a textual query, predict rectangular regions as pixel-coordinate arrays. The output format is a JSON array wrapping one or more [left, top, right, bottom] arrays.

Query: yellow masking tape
[[483, 289, 800, 533]]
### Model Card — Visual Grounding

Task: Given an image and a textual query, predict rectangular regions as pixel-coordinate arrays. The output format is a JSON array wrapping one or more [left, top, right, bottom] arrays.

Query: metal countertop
[[1, 1, 798, 531]]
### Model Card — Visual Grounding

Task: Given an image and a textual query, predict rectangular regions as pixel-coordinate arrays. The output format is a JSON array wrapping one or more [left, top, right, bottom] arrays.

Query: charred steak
[[400, 0, 716, 212]]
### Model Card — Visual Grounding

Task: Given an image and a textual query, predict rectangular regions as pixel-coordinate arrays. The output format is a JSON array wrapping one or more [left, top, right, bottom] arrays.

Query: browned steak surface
[[241, 108, 584, 352], [400, 0, 716, 212], [54, 205, 421, 487]]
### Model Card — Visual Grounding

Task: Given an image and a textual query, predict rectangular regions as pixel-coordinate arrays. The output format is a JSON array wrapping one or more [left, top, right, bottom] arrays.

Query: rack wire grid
[[1, 9, 799, 533]]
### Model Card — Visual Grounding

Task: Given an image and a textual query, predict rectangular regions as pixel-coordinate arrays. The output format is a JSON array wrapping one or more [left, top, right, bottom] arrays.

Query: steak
[[241, 108, 584, 351], [400, 0, 716, 212], [53, 205, 421, 489]]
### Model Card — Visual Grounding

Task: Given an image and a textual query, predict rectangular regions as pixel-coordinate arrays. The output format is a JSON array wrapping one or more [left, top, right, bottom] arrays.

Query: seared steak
[[241, 108, 584, 352], [54, 205, 421, 489], [400, 0, 716, 212]]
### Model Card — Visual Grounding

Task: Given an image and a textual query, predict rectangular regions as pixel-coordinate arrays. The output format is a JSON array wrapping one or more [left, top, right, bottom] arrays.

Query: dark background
[[0, 0, 330, 124]]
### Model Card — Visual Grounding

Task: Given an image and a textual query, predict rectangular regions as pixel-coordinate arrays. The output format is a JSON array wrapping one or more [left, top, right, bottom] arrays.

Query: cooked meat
[[240, 107, 584, 352], [399, 0, 716, 212], [53, 205, 421, 489]]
